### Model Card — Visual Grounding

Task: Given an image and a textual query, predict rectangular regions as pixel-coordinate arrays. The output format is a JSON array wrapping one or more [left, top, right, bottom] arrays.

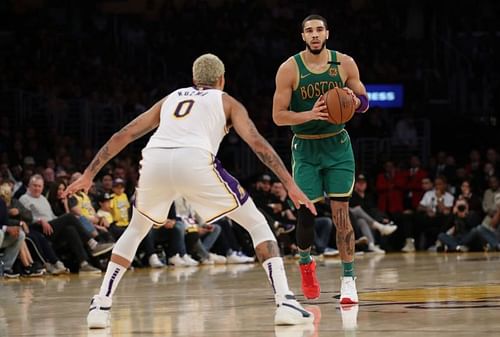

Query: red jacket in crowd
[[376, 170, 407, 213], [403, 167, 428, 209]]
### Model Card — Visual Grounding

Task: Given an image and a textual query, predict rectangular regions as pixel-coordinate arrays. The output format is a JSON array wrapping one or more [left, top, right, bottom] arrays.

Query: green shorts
[[291, 129, 355, 202]]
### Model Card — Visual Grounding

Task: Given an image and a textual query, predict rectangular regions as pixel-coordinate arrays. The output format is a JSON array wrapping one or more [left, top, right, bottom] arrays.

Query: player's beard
[[306, 40, 326, 55]]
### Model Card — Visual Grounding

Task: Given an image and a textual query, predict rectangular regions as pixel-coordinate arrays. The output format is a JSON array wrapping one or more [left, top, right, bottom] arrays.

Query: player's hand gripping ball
[[324, 87, 356, 125]]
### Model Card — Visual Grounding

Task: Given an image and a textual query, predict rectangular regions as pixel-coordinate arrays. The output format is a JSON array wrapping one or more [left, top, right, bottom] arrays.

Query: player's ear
[[218, 75, 225, 90], [326, 30, 329, 40], [301, 32, 306, 42]]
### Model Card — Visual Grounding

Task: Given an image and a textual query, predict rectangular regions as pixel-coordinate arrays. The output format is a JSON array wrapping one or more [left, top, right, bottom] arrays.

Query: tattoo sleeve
[[86, 110, 158, 178], [88, 144, 111, 177], [336, 229, 354, 257], [334, 207, 355, 259], [118, 113, 157, 141], [334, 208, 350, 231], [247, 122, 293, 187]]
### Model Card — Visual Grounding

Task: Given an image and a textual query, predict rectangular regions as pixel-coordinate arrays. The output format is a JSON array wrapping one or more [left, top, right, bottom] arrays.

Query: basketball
[[324, 87, 356, 125]]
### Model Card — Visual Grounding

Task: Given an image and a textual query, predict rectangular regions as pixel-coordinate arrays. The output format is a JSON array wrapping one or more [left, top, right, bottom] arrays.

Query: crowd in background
[[1, 1, 499, 277], [0, 142, 258, 278], [1, 122, 499, 277], [253, 147, 500, 256]]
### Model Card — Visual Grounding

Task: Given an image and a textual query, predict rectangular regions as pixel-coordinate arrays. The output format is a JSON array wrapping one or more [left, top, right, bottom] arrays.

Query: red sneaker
[[299, 259, 320, 299]]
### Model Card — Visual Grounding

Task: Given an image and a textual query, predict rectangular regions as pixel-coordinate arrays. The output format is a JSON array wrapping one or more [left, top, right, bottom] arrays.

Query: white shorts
[[135, 147, 250, 224]]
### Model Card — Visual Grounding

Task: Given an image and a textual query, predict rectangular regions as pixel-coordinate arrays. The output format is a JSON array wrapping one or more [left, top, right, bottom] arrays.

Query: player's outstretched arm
[[272, 59, 328, 126], [64, 97, 166, 195], [224, 94, 317, 215]]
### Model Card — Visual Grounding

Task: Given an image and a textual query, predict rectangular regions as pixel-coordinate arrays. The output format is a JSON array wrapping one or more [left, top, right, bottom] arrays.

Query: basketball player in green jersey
[[272, 14, 369, 303]]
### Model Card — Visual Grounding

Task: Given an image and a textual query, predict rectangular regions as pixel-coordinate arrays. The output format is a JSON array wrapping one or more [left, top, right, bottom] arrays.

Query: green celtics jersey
[[290, 50, 345, 135]]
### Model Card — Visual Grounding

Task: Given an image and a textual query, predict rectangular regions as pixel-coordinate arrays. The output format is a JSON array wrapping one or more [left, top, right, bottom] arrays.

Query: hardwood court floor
[[2, 252, 500, 337]]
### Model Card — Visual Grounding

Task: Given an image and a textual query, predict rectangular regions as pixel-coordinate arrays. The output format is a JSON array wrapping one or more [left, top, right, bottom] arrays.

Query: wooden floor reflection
[[2, 252, 500, 336]]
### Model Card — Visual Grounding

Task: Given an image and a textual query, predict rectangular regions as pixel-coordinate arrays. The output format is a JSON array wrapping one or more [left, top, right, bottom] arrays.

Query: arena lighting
[[365, 84, 403, 108]]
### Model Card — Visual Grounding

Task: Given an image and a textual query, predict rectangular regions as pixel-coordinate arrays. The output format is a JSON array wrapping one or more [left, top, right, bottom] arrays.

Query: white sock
[[262, 257, 293, 303], [98, 261, 127, 300]]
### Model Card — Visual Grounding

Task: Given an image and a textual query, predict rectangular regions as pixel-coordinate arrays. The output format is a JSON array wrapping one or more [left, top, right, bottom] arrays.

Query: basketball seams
[[335, 88, 343, 124], [324, 90, 330, 119], [324, 91, 328, 104], [324, 87, 355, 125]]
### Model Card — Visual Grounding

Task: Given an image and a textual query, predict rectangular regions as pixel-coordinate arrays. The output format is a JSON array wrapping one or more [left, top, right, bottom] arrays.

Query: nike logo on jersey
[[300, 73, 311, 79]]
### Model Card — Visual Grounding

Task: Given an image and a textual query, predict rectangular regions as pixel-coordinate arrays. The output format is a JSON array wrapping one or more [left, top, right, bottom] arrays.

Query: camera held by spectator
[[453, 198, 469, 218]]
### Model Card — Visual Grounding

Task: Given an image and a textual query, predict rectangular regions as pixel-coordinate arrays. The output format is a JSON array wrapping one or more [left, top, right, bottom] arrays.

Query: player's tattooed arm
[[117, 104, 165, 141], [226, 93, 317, 214], [85, 97, 165, 178], [227, 95, 292, 186], [249, 125, 293, 187], [88, 144, 111, 177]]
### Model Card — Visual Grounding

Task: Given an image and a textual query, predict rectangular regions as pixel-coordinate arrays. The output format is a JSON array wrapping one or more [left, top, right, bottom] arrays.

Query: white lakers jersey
[[145, 86, 228, 155]]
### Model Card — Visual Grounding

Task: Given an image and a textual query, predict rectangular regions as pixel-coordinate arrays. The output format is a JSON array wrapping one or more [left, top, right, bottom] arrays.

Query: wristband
[[355, 94, 369, 113]]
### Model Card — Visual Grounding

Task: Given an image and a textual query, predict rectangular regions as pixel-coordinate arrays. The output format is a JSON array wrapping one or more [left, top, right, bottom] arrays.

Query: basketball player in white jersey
[[65, 54, 317, 328]]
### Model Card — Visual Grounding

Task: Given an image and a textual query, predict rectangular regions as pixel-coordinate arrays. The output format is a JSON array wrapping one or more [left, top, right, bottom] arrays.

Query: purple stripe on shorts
[[213, 158, 249, 205]]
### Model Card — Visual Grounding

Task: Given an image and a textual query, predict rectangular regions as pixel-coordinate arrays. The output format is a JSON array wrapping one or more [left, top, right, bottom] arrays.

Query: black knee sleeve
[[296, 205, 316, 250]]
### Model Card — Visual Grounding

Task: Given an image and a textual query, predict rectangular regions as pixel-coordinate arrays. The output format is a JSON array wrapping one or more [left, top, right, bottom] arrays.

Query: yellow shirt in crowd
[[74, 192, 96, 219], [97, 209, 114, 225], [111, 193, 130, 227]]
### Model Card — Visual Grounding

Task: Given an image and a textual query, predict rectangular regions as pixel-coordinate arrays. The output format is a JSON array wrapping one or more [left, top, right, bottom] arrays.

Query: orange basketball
[[324, 87, 356, 125]]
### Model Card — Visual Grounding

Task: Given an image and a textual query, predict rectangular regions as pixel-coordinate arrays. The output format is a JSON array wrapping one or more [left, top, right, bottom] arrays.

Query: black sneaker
[[22, 264, 45, 277], [4, 269, 20, 278]]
